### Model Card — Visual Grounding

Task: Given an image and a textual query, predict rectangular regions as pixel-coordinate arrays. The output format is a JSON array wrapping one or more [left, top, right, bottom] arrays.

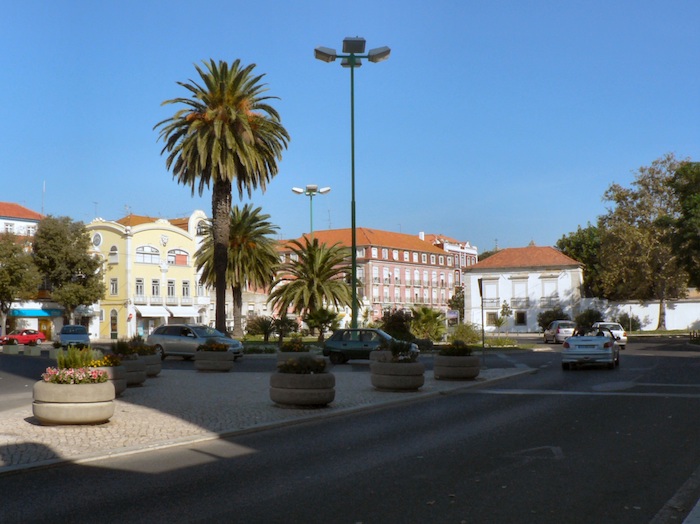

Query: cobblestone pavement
[[0, 358, 529, 476]]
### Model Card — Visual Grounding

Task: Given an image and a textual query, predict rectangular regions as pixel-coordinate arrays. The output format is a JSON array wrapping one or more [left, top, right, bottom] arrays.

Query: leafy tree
[[272, 315, 297, 347], [246, 315, 275, 342], [448, 322, 481, 345], [557, 223, 603, 297], [614, 311, 641, 332], [671, 161, 700, 287], [599, 153, 689, 329], [32, 216, 105, 323], [267, 238, 352, 319], [380, 309, 414, 341], [196, 204, 280, 338], [447, 286, 464, 315], [499, 300, 513, 337], [574, 308, 603, 331], [0, 234, 42, 335], [537, 307, 569, 332], [304, 308, 340, 342], [156, 59, 289, 334], [410, 306, 446, 341]]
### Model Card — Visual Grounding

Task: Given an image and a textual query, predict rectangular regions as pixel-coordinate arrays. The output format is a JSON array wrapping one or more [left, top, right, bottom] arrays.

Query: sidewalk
[[0, 357, 529, 475]]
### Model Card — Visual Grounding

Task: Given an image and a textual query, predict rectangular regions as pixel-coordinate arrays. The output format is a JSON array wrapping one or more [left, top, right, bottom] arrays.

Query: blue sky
[[3, 1, 698, 253]]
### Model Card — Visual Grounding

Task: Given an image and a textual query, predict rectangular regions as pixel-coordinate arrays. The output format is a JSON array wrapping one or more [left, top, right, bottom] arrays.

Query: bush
[[380, 310, 415, 341], [615, 312, 641, 332], [574, 308, 604, 331], [415, 339, 434, 352], [449, 323, 482, 345], [379, 339, 419, 363], [280, 336, 306, 353], [537, 308, 570, 331], [277, 355, 327, 374], [439, 340, 473, 356], [57, 346, 98, 369]]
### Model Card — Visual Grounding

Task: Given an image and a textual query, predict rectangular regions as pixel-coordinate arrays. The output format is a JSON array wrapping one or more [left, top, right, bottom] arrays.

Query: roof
[[0, 202, 43, 221], [283, 228, 447, 254], [115, 214, 190, 232], [467, 246, 582, 271]]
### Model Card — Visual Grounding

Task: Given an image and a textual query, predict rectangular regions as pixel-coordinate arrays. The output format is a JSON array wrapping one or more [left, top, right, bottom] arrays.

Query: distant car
[[58, 325, 90, 347], [543, 320, 576, 344], [0, 329, 46, 345], [561, 327, 621, 370], [322, 328, 419, 365], [146, 324, 243, 361], [592, 322, 627, 349]]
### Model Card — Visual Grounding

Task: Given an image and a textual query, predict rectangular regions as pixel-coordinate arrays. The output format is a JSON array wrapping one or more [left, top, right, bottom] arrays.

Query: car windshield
[[61, 326, 87, 334], [583, 329, 611, 337], [7, 330, 21, 335], [598, 323, 622, 330], [192, 326, 225, 338], [558, 322, 576, 329]]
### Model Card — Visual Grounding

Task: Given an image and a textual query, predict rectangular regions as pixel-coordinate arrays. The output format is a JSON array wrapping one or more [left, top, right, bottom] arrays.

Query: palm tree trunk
[[212, 179, 232, 334], [231, 284, 244, 338]]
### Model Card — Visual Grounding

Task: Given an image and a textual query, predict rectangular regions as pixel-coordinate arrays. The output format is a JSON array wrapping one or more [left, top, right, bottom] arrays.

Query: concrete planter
[[194, 350, 234, 372], [95, 365, 127, 396], [433, 355, 481, 380], [141, 354, 162, 377], [3, 345, 21, 355], [26, 346, 43, 357], [32, 381, 115, 425], [276, 351, 312, 364], [269, 372, 335, 407], [122, 357, 147, 386], [370, 361, 425, 391]]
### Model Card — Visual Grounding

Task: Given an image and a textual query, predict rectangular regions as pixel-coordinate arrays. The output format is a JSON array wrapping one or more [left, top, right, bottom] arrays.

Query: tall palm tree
[[410, 306, 446, 341], [196, 204, 280, 337], [268, 238, 352, 320], [155, 59, 289, 333]]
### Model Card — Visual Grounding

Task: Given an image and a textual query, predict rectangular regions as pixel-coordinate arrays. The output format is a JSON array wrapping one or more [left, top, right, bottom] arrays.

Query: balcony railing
[[166, 296, 179, 306], [510, 298, 530, 308], [133, 295, 147, 305], [540, 297, 560, 308], [181, 297, 193, 306], [150, 296, 163, 305], [482, 298, 500, 308]]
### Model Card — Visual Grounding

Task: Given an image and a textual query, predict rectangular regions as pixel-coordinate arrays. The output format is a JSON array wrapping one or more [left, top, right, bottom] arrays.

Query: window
[[5, 223, 13, 234], [167, 280, 175, 297], [110, 278, 118, 295], [167, 249, 189, 266], [403, 251, 409, 262], [27, 225, 36, 236], [182, 280, 191, 297], [447, 256, 453, 267], [371, 247, 378, 258], [135, 278, 144, 297], [413, 252, 418, 263], [290, 253, 298, 262], [405, 268, 411, 285], [423, 270, 429, 286], [414, 269, 420, 285], [136, 246, 160, 264], [357, 247, 366, 258], [392, 250, 399, 261], [151, 279, 160, 296], [279, 254, 286, 263], [515, 312, 527, 326], [196, 221, 207, 236], [439, 255, 444, 265], [421, 254, 427, 263], [373, 266, 380, 283], [486, 312, 498, 326], [394, 268, 401, 284], [430, 254, 436, 264], [381, 248, 388, 259], [109, 246, 118, 264], [383, 267, 390, 284], [431, 270, 438, 285]]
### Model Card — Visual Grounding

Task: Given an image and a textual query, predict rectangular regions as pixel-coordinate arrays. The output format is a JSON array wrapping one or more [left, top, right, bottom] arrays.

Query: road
[[1, 337, 699, 523]]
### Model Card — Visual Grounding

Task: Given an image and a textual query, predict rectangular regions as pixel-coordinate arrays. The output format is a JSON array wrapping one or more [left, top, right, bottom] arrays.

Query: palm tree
[[410, 306, 446, 341], [304, 308, 341, 343], [155, 59, 289, 333], [196, 204, 280, 337], [267, 237, 352, 321]]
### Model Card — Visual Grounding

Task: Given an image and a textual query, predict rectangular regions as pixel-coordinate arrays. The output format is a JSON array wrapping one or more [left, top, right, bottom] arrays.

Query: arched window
[[167, 249, 189, 266], [136, 246, 160, 264], [109, 246, 118, 264]]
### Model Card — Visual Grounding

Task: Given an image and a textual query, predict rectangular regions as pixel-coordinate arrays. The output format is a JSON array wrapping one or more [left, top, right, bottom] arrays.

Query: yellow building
[[87, 211, 210, 340]]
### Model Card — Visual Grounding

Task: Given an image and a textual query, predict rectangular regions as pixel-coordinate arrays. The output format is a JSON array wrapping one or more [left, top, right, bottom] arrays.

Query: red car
[[0, 329, 47, 345]]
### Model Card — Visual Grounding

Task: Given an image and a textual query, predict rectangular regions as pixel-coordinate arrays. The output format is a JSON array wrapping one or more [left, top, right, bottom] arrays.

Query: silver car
[[592, 322, 627, 349], [146, 324, 243, 361], [543, 320, 576, 344], [561, 327, 620, 370]]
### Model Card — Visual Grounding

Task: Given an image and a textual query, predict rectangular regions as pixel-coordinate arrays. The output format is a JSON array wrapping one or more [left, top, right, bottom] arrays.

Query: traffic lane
[[1, 375, 699, 523]]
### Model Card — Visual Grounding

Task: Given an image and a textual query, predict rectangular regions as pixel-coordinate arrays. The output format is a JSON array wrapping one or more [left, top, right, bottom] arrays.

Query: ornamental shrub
[[57, 346, 98, 369], [438, 340, 474, 356], [41, 367, 108, 384], [277, 355, 327, 374]]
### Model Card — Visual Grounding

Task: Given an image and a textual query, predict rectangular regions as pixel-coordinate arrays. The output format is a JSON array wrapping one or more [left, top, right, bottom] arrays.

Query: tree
[[196, 204, 280, 337], [381, 309, 414, 341], [556, 223, 603, 297], [32, 216, 105, 323], [671, 161, 700, 287], [410, 306, 446, 341], [599, 153, 689, 329], [304, 308, 340, 342], [267, 238, 352, 320], [0, 234, 42, 335], [537, 307, 569, 332], [499, 300, 513, 337], [246, 315, 275, 342], [155, 59, 289, 334], [574, 308, 603, 331], [447, 286, 464, 315]]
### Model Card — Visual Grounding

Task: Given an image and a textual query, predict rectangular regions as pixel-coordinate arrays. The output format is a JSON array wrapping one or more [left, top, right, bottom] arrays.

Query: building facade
[[463, 245, 584, 333], [86, 211, 211, 340]]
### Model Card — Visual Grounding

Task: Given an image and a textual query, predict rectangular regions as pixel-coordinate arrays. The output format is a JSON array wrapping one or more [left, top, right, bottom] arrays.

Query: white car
[[592, 322, 627, 349], [561, 327, 620, 370], [543, 320, 576, 344]]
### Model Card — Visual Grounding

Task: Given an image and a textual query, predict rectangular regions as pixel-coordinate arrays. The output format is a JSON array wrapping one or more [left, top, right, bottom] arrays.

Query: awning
[[9, 308, 63, 317], [135, 306, 169, 318], [166, 306, 200, 319]]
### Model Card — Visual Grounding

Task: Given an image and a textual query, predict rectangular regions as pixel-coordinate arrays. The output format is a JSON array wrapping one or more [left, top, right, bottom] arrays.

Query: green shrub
[[615, 312, 641, 332], [439, 341, 473, 356], [277, 355, 327, 374], [448, 323, 481, 345], [57, 346, 98, 369], [378, 339, 418, 363], [280, 336, 306, 353], [574, 308, 604, 331], [537, 308, 570, 331]]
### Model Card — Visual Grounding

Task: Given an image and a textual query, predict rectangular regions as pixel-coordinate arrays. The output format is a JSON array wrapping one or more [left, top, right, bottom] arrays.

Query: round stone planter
[[3, 345, 21, 355], [32, 381, 115, 425], [95, 365, 127, 396], [141, 354, 162, 377], [195, 350, 234, 372], [122, 357, 147, 386], [26, 345, 43, 357], [433, 355, 481, 380], [269, 372, 335, 407], [370, 361, 425, 391]]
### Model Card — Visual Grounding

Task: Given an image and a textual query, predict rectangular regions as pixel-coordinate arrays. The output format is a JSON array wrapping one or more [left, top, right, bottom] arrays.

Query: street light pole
[[291, 184, 331, 236], [315, 37, 390, 329]]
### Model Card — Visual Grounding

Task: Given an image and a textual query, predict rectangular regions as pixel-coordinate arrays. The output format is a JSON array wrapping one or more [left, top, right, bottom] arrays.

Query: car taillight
[[604, 341, 612, 348], [562, 341, 570, 348]]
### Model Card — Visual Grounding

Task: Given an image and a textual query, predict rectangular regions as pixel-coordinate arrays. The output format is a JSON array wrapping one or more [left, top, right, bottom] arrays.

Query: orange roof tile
[[283, 228, 447, 254], [115, 214, 190, 232], [0, 202, 43, 221], [467, 246, 582, 271]]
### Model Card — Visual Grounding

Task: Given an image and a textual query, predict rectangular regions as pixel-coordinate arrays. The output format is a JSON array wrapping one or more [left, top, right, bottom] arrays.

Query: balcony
[[150, 296, 163, 305], [540, 297, 560, 308], [482, 298, 500, 308], [510, 298, 530, 308], [133, 295, 147, 305], [181, 297, 193, 306], [166, 296, 179, 306]]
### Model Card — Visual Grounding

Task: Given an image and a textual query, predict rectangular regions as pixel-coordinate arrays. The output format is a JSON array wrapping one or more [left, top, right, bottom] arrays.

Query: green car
[[322, 328, 418, 365]]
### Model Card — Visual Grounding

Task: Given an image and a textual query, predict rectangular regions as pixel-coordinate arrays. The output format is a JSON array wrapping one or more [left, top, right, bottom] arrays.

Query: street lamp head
[[314, 46, 337, 63], [319, 187, 331, 195], [368, 46, 391, 63], [343, 37, 366, 54], [291, 187, 304, 194], [305, 184, 319, 193], [341, 57, 362, 68]]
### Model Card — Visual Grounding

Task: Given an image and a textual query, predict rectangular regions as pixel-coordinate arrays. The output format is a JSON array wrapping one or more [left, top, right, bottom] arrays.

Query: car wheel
[[154, 345, 165, 361], [543, 336, 549, 344], [562, 362, 570, 370], [329, 352, 345, 365]]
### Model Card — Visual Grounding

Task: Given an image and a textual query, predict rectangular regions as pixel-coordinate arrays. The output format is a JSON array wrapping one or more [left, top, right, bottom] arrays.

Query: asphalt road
[[1, 337, 699, 523]]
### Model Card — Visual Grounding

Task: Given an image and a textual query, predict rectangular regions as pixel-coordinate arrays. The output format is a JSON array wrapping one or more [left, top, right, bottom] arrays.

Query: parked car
[[146, 324, 243, 361], [592, 322, 627, 349], [561, 327, 620, 370], [58, 325, 90, 347], [0, 329, 46, 345], [543, 320, 576, 344], [322, 328, 419, 365]]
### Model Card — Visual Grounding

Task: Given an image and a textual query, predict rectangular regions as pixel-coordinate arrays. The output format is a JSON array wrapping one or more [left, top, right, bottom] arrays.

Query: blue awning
[[9, 308, 63, 317]]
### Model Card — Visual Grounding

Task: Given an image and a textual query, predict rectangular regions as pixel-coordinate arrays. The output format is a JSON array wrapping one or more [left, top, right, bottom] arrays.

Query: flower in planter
[[277, 355, 327, 374], [378, 339, 420, 363], [111, 337, 157, 357], [41, 367, 108, 384], [89, 353, 122, 367], [438, 340, 474, 357], [280, 336, 306, 353]]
